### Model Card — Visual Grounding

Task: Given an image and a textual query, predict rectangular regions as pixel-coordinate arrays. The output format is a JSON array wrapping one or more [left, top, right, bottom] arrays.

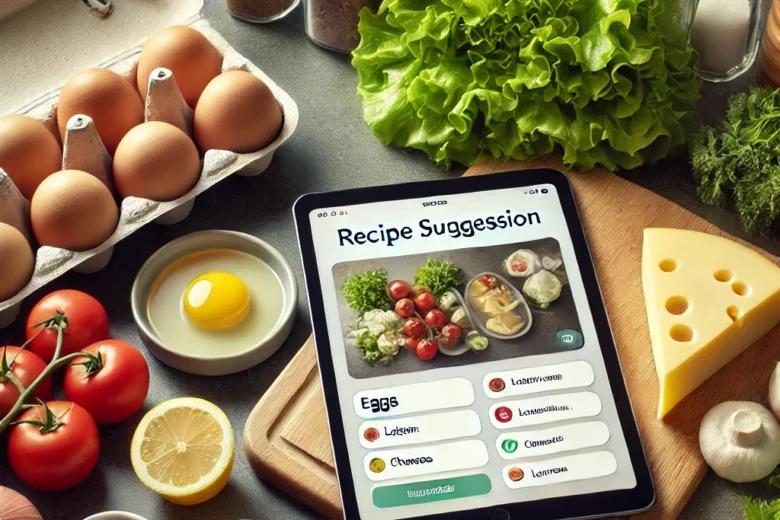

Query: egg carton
[[0, 16, 299, 328]]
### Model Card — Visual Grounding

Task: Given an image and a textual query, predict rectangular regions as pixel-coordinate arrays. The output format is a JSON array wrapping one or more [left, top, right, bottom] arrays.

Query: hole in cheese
[[726, 305, 742, 322], [670, 324, 694, 343], [714, 269, 732, 282], [732, 281, 751, 296], [665, 296, 689, 315], [659, 259, 677, 272]]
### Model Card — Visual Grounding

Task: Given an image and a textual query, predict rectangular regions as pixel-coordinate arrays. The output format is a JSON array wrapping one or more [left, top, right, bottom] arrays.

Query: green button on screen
[[372, 474, 492, 509]]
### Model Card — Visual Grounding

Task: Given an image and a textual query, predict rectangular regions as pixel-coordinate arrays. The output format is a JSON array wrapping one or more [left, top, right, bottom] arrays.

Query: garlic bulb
[[699, 401, 780, 483], [0, 486, 42, 520], [770, 362, 780, 421]]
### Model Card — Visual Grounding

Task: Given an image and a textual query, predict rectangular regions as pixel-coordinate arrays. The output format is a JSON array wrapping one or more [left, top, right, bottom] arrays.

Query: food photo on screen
[[331, 238, 583, 379]]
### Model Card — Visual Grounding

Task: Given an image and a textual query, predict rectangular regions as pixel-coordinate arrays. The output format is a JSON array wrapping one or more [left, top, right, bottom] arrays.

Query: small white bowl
[[131, 230, 297, 376], [84, 512, 148, 520]]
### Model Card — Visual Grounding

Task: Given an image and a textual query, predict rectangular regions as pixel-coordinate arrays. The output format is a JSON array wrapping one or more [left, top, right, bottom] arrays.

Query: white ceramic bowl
[[84, 512, 148, 520], [131, 230, 297, 376]]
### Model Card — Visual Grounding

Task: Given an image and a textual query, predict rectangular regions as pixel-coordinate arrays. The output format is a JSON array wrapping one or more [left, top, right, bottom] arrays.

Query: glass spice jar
[[304, 0, 377, 52], [688, 0, 764, 82], [222, 0, 300, 23]]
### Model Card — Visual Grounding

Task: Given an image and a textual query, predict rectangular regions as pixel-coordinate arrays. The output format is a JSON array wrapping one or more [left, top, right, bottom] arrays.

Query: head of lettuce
[[351, 0, 699, 172]]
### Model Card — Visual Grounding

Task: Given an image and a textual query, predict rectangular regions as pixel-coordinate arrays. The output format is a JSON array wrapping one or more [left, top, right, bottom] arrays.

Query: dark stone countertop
[[0, 0, 778, 518]]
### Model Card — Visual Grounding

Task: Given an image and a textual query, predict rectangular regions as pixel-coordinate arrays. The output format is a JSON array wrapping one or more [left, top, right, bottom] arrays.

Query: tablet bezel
[[293, 169, 655, 520]]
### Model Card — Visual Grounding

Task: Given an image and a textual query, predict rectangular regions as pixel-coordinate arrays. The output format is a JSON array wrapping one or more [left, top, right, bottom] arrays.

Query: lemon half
[[131, 398, 234, 505]]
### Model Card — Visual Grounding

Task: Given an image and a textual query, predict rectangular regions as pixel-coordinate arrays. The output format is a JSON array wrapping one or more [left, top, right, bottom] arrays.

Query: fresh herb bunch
[[743, 496, 780, 520], [342, 269, 392, 313], [741, 466, 780, 519], [691, 87, 780, 234], [414, 259, 463, 296], [352, 0, 699, 171]]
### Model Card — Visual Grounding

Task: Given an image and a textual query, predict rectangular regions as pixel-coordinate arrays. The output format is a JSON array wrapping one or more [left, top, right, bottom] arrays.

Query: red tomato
[[439, 323, 463, 349], [403, 317, 426, 338], [8, 401, 100, 491], [0, 346, 52, 417], [64, 340, 150, 425], [512, 260, 528, 274], [26, 290, 110, 362], [395, 298, 415, 318], [480, 275, 497, 288], [404, 337, 421, 350], [410, 285, 432, 298], [414, 292, 436, 315], [387, 280, 412, 301], [425, 309, 448, 328], [416, 340, 437, 361]]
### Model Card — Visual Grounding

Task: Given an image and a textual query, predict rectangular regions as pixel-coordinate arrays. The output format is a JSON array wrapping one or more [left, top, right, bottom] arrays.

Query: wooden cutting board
[[243, 157, 780, 520]]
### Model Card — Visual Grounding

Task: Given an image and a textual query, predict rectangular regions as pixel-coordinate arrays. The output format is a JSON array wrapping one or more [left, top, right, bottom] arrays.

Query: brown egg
[[0, 222, 35, 300], [194, 70, 283, 154], [137, 26, 223, 109], [31, 170, 118, 251], [0, 115, 62, 200], [113, 121, 201, 202], [57, 69, 144, 155]]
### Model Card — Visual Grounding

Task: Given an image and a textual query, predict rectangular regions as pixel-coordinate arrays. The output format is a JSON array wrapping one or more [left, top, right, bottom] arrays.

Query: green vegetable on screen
[[414, 259, 464, 296], [352, 310, 405, 364], [691, 87, 780, 234], [352, 0, 699, 172], [343, 269, 393, 313], [356, 331, 390, 365], [467, 331, 489, 351]]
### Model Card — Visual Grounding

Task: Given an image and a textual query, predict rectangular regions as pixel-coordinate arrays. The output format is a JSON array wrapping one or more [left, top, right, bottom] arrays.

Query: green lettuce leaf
[[352, 0, 700, 171]]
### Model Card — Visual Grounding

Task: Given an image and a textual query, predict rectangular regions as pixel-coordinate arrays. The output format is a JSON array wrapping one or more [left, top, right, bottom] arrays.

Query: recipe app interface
[[308, 185, 637, 519]]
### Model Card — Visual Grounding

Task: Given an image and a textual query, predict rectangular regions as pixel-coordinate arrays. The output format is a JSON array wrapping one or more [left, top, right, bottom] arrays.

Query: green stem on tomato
[[10, 399, 66, 433], [5, 371, 26, 395], [18, 326, 44, 351], [0, 312, 83, 435]]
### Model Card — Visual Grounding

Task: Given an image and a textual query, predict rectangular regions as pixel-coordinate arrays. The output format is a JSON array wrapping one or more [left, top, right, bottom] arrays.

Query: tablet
[[293, 169, 654, 520]]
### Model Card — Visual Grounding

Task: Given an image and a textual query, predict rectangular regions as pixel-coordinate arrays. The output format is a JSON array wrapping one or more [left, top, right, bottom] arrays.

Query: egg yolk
[[183, 272, 250, 331]]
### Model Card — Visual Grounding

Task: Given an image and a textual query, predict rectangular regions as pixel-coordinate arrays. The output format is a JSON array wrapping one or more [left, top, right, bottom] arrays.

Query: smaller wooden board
[[244, 336, 342, 519]]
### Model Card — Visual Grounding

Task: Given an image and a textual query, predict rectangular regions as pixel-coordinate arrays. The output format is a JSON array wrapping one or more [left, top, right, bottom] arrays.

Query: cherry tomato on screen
[[439, 323, 463, 349], [414, 292, 436, 315], [395, 298, 415, 318], [403, 317, 426, 339], [404, 337, 421, 350], [410, 285, 432, 299], [424, 309, 447, 328], [416, 340, 437, 361], [387, 280, 412, 301]]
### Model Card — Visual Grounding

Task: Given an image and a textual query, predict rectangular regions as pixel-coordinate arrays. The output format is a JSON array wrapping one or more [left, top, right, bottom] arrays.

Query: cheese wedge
[[642, 228, 780, 419]]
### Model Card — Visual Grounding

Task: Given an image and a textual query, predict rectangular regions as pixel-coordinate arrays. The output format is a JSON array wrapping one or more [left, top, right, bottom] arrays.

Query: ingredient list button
[[360, 409, 481, 449], [354, 377, 475, 419], [483, 361, 595, 398], [556, 329, 583, 348], [502, 451, 617, 489], [372, 474, 492, 509], [496, 421, 610, 459], [364, 439, 489, 482], [489, 391, 602, 429]]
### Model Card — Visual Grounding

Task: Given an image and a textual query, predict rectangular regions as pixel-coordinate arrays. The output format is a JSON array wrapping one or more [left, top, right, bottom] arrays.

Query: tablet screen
[[306, 183, 638, 519]]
